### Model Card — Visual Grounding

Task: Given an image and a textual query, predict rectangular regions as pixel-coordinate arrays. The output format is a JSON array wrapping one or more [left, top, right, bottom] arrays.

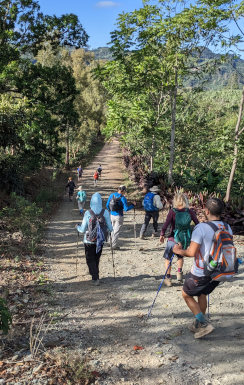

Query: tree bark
[[225, 86, 244, 202], [168, 69, 178, 185], [65, 123, 70, 168]]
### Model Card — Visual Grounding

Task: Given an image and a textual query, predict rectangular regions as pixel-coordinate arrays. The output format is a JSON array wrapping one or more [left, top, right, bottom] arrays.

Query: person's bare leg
[[198, 294, 207, 314], [182, 289, 201, 315]]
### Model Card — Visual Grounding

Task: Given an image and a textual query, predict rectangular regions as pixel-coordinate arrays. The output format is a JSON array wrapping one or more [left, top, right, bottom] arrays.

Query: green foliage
[[0, 193, 44, 252], [0, 298, 12, 335]]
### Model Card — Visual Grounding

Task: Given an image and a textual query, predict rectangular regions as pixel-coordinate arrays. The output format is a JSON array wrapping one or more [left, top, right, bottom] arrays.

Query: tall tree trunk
[[65, 123, 70, 168], [225, 86, 244, 202], [150, 134, 155, 171], [168, 69, 178, 185]]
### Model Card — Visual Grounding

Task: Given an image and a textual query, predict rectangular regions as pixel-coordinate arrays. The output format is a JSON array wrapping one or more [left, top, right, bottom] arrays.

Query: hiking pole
[[133, 207, 137, 247], [109, 235, 116, 279], [147, 253, 175, 319], [207, 294, 210, 320], [76, 230, 79, 276]]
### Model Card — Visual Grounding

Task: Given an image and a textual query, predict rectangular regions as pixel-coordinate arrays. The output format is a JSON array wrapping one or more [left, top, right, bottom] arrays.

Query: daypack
[[78, 190, 86, 202], [173, 208, 192, 250], [94, 171, 99, 180], [143, 192, 158, 212], [86, 209, 108, 251], [109, 194, 123, 212], [204, 222, 237, 282]]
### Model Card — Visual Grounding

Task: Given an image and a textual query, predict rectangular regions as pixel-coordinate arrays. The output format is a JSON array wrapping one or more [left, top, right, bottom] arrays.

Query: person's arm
[[153, 195, 163, 210], [173, 241, 200, 258], [106, 195, 111, 211], [159, 209, 174, 243], [121, 196, 134, 212], [104, 210, 113, 232], [76, 212, 89, 233], [190, 208, 199, 225]]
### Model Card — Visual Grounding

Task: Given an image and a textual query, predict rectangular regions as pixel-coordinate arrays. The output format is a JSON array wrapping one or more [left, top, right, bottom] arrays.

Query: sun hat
[[150, 185, 160, 192]]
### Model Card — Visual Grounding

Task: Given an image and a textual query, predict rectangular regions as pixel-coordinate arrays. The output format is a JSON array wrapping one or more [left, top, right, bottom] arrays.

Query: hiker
[[106, 185, 135, 250], [76, 192, 113, 286], [77, 165, 83, 180], [93, 170, 99, 186], [159, 193, 199, 286], [139, 185, 163, 239], [66, 177, 76, 201], [173, 198, 235, 339], [97, 164, 102, 179], [76, 186, 87, 215]]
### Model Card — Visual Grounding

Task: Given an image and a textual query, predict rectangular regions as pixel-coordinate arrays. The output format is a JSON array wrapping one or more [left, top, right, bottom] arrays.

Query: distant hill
[[90, 46, 244, 90]]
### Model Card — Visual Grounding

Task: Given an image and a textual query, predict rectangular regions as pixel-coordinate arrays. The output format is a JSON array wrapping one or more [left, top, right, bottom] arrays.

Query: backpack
[[173, 208, 192, 250], [143, 192, 158, 212], [109, 194, 123, 212], [94, 171, 99, 180], [86, 209, 108, 252], [204, 222, 237, 282]]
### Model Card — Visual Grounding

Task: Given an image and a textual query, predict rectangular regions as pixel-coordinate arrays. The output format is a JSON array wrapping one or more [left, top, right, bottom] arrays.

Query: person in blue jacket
[[106, 185, 134, 250], [76, 193, 113, 286]]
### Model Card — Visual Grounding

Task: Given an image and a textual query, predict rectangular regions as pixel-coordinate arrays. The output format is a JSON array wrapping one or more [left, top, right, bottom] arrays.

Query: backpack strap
[[206, 221, 219, 232], [89, 209, 96, 218]]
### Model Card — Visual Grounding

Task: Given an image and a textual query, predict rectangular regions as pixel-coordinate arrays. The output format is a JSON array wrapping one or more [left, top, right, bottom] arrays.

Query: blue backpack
[[143, 192, 158, 212]]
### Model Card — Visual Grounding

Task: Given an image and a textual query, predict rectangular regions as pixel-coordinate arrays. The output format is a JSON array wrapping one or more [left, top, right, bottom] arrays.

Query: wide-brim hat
[[150, 185, 160, 192]]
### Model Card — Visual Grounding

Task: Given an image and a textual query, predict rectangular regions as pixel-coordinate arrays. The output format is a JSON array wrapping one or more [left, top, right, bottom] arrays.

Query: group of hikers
[[67, 165, 237, 339]]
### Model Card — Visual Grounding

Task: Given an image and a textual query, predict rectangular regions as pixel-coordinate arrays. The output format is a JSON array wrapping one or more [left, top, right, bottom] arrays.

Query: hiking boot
[[139, 235, 145, 240], [164, 278, 172, 287], [93, 279, 100, 286], [112, 246, 120, 250], [151, 232, 158, 238], [194, 322, 214, 339], [188, 319, 199, 333], [177, 271, 183, 282]]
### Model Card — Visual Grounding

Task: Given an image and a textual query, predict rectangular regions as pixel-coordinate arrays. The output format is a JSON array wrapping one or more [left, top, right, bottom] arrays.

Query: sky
[[37, 0, 146, 50]]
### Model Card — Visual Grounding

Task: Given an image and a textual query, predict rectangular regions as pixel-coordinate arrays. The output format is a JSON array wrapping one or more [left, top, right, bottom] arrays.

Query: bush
[[0, 298, 12, 335]]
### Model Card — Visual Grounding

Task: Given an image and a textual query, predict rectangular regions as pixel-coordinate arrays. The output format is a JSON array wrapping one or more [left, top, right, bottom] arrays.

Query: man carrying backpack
[[160, 193, 199, 286], [76, 193, 113, 286], [97, 165, 102, 179], [173, 198, 236, 339], [66, 177, 76, 201], [140, 185, 163, 239], [106, 185, 134, 250], [76, 186, 87, 215]]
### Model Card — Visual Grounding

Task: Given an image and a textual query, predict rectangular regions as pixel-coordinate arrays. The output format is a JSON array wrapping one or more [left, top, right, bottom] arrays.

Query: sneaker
[[188, 319, 199, 333], [177, 271, 183, 282], [139, 235, 145, 240], [151, 232, 158, 238], [93, 279, 100, 286], [164, 278, 172, 287], [194, 322, 214, 339]]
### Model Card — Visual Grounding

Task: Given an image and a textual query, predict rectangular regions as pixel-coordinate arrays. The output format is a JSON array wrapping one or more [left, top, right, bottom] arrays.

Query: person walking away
[[173, 198, 236, 339], [160, 193, 199, 286], [106, 185, 135, 250], [76, 193, 113, 286], [77, 165, 83, 180], [93, 170, 99, 186], [97, 165, 102, 179], [140, 185, 163, 239], [66, 177, 76, 201], [76, 186, 87, 215]]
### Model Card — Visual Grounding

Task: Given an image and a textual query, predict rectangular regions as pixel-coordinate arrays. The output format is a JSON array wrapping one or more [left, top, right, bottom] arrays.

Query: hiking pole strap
[[147, 253, 175, 319]]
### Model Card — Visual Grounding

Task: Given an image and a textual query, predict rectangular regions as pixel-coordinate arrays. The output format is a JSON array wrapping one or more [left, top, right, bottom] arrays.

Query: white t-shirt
[[191, 221, 233, 277]]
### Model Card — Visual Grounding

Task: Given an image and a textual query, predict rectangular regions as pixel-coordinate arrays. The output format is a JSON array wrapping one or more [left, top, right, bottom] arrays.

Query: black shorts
[[183, 272, 220, 297]]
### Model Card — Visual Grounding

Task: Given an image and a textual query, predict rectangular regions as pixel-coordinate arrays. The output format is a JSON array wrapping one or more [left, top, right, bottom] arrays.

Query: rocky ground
[[17, 139, 244, 385]]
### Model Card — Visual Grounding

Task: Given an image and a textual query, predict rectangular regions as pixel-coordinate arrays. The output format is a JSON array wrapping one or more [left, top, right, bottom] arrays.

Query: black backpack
[[109, 194, 123, 212], [86, 209, 108, 242]]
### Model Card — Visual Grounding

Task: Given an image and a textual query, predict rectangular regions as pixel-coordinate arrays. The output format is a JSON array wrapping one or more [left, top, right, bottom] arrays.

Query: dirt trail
[[45, 139, 244, 385]]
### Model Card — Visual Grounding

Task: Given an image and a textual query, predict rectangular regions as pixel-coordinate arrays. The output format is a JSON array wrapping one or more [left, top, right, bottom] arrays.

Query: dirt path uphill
[[44, 139, 244, 385]]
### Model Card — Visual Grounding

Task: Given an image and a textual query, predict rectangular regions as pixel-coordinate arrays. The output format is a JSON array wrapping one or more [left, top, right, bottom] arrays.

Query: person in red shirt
[[159, 193, 199, 286]]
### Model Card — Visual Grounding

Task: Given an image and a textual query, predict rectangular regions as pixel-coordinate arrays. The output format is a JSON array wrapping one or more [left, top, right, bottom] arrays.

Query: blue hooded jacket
[[77, 192, 113, 244]]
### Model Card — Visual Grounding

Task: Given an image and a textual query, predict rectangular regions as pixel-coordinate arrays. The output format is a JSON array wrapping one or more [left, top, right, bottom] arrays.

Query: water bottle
[[206, 259, 218, 273]]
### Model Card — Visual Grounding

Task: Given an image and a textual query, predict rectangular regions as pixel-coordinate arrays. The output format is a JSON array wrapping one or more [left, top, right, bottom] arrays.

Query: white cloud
[[96, 1, 119, 8]]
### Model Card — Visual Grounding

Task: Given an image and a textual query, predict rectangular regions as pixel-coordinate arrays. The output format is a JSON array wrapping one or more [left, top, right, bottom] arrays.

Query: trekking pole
[[207, 294, 210, 319], [76, 231, 79, 276], [147, 253, 175, 319], [109, 235, 116, 279], [133, 207, 137, 247]]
